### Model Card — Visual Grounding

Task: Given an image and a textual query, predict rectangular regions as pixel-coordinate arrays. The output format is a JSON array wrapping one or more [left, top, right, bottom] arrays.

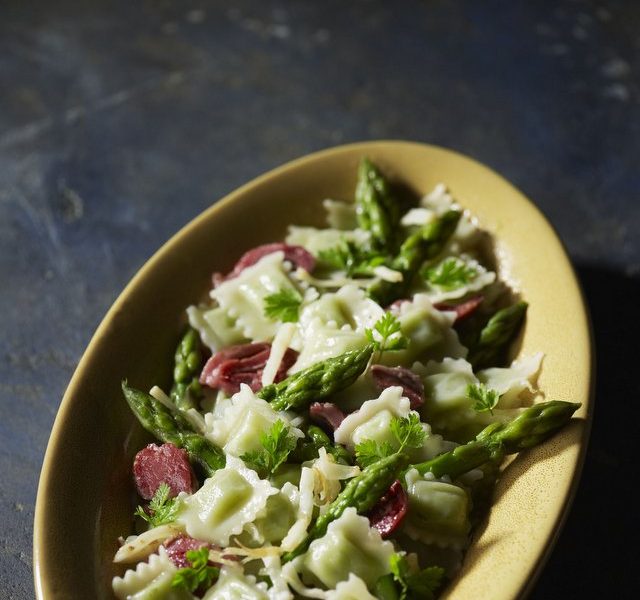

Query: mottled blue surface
[[1, 1, 638, 598]]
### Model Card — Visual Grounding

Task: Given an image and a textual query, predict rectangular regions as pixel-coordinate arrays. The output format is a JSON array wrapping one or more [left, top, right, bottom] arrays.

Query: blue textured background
[[1, 1, 638, 598]]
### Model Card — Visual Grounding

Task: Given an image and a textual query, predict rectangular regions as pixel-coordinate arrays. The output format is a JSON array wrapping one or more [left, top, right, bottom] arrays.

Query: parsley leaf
[[240, 419, 297, 478], [390, 413, 426, 452], [318, 240, 386, 277], [389, 553, 445, 600], [355, 439, 395, 468], [134, 482, 181, 528], [263, 287, 303, 323], [172, 547, 219, 592], [467, 382, 499, 415], [355, 414, 425, 468], [422, 257, 477, 291], [365, 312, 409, 354]]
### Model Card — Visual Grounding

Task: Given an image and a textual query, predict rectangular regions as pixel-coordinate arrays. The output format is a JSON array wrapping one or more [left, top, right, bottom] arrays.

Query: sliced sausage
[[434, 294, 483, 323], [164, 535, 213, 568], [133, 443, 197, 501], [214, 243, 316, 285], [367, 480, 408, 538], [200, 342, 298, 395], [371, 364, 425, 409], [309, 402, 347, 432]]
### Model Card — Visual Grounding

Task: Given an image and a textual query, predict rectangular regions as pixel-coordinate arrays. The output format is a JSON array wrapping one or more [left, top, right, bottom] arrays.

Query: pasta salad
[[112, 158, 579, 599]]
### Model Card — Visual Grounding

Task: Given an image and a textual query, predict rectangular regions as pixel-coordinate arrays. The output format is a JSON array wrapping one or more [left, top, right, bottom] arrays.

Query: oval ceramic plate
[[34, 141, 593, 599]]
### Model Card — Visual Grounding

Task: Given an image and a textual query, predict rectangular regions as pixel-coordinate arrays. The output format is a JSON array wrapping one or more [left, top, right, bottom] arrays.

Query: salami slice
[[214, 243, 316, 285], [434, 294, 484, 323], [367, 480, 408, 538], [133, 443, 197, 500], [371, 364, 425, 409], [200, 342, 297, 394], [164, 535, 213, 568], [309, 402, 347, 431]]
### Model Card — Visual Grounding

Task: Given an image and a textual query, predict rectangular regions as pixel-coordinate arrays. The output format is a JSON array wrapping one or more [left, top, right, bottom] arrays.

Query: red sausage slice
[[367, 480, 408, 538], [213, 243, 316, 285], [164, 535, 240, 569], [434, 295, 484, 323], [371, 364, 425, 410], [133, 443, 197, 500], [309, 402, 347, 431], [200, 342, 298, 395], [164, 535, 213, 568]]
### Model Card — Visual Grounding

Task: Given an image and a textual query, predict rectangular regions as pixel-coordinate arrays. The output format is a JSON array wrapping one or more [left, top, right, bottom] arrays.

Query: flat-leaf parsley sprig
[[318, 240, 387, 278], [422, 256, 478, 291], [172, 547, 220, 592], [365, 312, 409, 360], [263, 287, 303, 323], [376, 553, 444, 600], [467, 382, 500, 415], [134, 482, 181, 528], [240, 419, 298, 478], [355, 413, 426, 468]]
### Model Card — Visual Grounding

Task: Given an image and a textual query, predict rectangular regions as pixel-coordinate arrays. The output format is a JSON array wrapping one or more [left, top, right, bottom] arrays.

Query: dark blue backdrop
[[1, 1, 638, 597]]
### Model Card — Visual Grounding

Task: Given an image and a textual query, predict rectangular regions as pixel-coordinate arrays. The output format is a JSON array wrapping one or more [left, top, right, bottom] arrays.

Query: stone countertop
[[1, 1, 638, 598]]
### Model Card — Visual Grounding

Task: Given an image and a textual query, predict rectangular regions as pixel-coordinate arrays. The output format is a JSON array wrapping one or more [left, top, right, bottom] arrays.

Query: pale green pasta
[[379, 294, 467, 366], [403, 470, 471, 550], [204, 384, 304, 458], [112, 549, 182, 600], [187, 304, 247, 352], [201, 567, 269, 600], [114, 166, 565, 600], [297, 507, 395, 589], [285, 226, 368, 254], [211, 252, 302, 342], [176, 455, 278, 545]]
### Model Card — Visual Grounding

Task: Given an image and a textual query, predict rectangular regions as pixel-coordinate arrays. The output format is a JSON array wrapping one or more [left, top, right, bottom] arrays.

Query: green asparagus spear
[[412, 400, 580, 479], [468, 301, 528, 369], [170, 328, 204, 411], [375, 574, 401, 600], [356, 158, 400, 252], [122, 382, 225, 477], [258, 345, 374, 411], [394, 210, 461, 272], [282, 452, 407, 562], [290, 425, 352, 464], [178, 433, 226, 477], [368, 210, 461, 306]]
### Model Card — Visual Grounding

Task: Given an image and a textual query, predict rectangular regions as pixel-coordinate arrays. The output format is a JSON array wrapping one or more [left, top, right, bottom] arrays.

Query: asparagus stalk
[[356, 158, 400, 252], [122, 382, 225, 477], [412, 400, 580, 479], [170, 327, 204, 411], [468, 301, 528, 369], [283, 452, 407, 562], [258, 345, 374, 411], [299, 425, 352, 465], [368, 210, 461, 306], [375, 575, 401, 600], [395, 210, 461, 272]]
